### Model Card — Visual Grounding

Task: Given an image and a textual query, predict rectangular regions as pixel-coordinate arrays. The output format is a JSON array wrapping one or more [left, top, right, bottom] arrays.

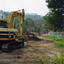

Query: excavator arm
[[7, 9, 25, 37]]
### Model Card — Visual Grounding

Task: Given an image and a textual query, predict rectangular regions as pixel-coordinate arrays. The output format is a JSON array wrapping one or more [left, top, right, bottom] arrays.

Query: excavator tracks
[[1, 40, 24, 52]]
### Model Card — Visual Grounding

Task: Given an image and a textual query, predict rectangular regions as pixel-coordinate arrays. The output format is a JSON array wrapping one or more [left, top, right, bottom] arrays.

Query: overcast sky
[[0, 0, 49, 16]]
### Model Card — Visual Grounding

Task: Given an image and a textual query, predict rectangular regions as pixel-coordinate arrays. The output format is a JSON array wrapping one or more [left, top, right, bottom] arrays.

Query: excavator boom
[[7, 9, 24, 37]]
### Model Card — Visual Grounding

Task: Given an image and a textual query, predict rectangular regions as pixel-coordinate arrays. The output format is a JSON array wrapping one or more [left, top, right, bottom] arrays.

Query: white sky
[[0, 0, 49, 16]]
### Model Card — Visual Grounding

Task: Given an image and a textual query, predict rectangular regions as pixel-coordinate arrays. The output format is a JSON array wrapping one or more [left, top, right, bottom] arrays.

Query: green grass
[[38, 36, 64, 64], [44, 36, 57, 41], [39, 36, 64, 47], [56, 41, 64, 47], [38, 51, 64, 64]]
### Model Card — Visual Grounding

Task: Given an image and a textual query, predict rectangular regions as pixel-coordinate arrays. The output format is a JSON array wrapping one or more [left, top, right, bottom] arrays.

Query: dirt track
[[0, 38, 63, 64]]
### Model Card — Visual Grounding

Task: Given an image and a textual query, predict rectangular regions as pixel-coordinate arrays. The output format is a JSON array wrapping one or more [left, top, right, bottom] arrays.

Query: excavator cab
[[0, 20, 7, 28]]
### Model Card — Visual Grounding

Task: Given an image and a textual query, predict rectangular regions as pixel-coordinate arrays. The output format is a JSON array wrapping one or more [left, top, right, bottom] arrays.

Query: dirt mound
[[25, 32, 42, 41], [27, 35, 41, 41]]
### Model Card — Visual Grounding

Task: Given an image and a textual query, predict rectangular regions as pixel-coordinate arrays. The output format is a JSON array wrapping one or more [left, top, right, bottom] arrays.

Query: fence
[[48, 31, 64, 39]]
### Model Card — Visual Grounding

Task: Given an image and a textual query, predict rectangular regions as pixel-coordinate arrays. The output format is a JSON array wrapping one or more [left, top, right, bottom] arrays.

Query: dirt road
[[0, 38, 62, 64]]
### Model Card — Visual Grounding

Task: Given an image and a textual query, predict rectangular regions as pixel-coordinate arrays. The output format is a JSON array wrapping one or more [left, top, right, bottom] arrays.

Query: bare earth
[[0, 38, 63, 64]]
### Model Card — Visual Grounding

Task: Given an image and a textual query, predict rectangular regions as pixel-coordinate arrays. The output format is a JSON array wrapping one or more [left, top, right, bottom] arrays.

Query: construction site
[[0, 33, 63, 64], [0, 8, 63, 64]]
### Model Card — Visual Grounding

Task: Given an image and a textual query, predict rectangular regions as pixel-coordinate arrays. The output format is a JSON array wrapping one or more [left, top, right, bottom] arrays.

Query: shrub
[[38, 51, 64, 64]]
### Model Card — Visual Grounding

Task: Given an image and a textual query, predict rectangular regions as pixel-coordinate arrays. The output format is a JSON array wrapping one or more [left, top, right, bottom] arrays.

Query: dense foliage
[[24, 17, 43, 33], [43, 0, 64, 32]]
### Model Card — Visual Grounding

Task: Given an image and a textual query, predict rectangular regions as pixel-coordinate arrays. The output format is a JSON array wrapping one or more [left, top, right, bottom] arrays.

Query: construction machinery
[[0, 9, 26, 52]]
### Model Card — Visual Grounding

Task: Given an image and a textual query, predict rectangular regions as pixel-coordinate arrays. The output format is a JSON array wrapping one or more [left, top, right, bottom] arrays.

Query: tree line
[[14, 17, 43, 33]]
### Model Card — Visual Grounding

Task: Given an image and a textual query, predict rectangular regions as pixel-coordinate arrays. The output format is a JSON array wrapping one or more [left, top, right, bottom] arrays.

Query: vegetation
[[14, 17, 43, 33], [56, 39, 64, 47], [43, 0, 64, 32], [0, 10, 9, 20], [38, 51, 64, 64], [25, 13, 44, 19], [42, 36, 64, 47]]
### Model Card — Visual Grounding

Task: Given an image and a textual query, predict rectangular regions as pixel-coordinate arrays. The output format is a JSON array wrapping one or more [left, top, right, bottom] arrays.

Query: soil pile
[[24, 32, 42, 41]]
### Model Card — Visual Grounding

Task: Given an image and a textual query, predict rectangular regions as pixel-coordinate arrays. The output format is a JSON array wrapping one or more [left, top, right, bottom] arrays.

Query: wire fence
[[48, 31, 64, 39]]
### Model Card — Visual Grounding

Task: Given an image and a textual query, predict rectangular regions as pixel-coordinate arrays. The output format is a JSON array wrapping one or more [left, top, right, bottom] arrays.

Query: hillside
[[0, 10, 44, 20], [25, 13, 44, 19]]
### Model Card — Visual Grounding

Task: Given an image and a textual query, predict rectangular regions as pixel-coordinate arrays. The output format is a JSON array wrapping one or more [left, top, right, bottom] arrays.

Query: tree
[[45, 0, 64, 32], [44, 12, 59, 31], [24, 17, 43, 33]]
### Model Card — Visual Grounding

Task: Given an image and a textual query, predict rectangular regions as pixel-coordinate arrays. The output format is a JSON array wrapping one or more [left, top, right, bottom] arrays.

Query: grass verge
[[39, 36, 64, 47]]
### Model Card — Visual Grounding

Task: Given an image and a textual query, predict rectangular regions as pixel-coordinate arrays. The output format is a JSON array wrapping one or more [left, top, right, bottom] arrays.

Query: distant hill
[[25, 13, 44, 19], [0, 10, 44, 20]]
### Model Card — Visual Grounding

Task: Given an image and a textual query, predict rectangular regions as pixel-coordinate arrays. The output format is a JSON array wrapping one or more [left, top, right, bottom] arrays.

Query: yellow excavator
[[0, 9, 26, 52]]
